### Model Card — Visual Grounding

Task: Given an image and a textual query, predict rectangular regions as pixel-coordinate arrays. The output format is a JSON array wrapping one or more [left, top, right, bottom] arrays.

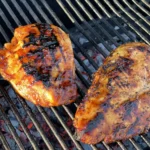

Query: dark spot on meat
[[21, 23, 60, 87], [102, 102, 110, 111], [127, 118, 140, 136], [136, 46, 146, 52], [107, 76, 121, 92], [123, 100, 137, 119], [103, 57, 134, 75], [102, 62, 116, 72], [84, 113, 104, 134], [116, 57, 134, 73], [113, 124, 126, 136]]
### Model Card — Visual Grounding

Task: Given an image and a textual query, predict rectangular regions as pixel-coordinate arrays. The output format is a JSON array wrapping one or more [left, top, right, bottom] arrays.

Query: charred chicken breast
[[0, 23, 77, 107], [74, 43, 150, 144]]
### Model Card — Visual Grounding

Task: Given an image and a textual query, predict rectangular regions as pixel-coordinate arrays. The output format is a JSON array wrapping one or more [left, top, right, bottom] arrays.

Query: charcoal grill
[[0, 0, 150, 149]]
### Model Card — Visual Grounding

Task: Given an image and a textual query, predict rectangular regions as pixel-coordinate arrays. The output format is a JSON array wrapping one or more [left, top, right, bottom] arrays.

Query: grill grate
[[0, 0, 150, 150]]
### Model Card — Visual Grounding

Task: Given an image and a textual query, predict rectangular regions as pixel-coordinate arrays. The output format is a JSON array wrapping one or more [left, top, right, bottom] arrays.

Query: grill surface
[[0, 0, 150, 150]]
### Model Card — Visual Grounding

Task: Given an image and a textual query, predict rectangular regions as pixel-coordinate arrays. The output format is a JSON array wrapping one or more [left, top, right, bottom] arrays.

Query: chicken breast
[[74, 42, 150, 144], [0, 23, 77, 107]]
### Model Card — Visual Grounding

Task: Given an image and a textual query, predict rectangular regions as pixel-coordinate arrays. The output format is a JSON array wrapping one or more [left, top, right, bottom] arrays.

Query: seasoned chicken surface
[[0, 23, 77, 107], [74, 43, 150, 144]]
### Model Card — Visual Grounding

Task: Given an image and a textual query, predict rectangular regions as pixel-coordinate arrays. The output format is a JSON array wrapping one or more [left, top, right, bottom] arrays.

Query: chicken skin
[[74, 43, 150, 144], [0, 23, 77, 107]]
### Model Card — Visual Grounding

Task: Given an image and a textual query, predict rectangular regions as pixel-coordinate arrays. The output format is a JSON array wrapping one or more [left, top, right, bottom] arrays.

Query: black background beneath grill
[[0, 0, 150, 150]]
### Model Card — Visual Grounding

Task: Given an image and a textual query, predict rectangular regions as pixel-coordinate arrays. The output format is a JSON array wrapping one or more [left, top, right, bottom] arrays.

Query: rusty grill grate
[[0, 0, 150, 150]]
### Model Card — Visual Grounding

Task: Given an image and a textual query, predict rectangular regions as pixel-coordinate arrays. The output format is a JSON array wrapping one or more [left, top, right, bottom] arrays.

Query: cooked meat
[[74, 42, 150, 144], [0, 23, 77, 107]]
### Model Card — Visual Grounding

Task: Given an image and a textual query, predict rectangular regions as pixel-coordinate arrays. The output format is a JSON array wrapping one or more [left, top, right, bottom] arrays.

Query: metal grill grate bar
[[94, 0, 136, 42], [0, 129, 11, 150], [1, 0, 21, 26], [0, 86, 39, 150], [103, 0, 150, 44], [11, 0, 30, 24], [129, 139, 142, 150], [30, 0, 52, 23], [142, 0, 150, 8], [84, 0, 127, 43], [114, 0, 150, 34], [0, 25, 10, 42], [117, 141, 127, 150], [21, 0, 41, 23], [0, 8, 14, 33], [133, 0, 150, 16], [56, 0, 109, 57], [140, 135, 150, 147], [123, 0, 150, 27]]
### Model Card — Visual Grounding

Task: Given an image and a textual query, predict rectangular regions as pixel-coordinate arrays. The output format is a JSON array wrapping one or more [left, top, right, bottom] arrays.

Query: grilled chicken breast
[[74, 43, 150, 144], [0, 23, 77, 107]]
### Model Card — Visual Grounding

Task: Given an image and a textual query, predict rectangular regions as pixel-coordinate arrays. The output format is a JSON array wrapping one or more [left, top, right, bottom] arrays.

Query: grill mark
[[21, 23, 60, 87], [59, 46, 66, 62], [136, 46, 146, 52], [49, 49, 56, 65], [123, 100, 137, 119], [84, 113, 104, 134], [127, 118, 139, 136]]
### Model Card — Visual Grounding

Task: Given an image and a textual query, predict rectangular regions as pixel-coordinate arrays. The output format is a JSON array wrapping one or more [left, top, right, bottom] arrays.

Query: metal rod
[[142, 0, 150, 9], [1, 0, 21, 25], [30, 0, 52, 24], [132, 0, 150, 16], [140, 135, 150, 147], [0, 8, 14, 33], [0, 129, 11, 150], [122, 0, 150, 26], [0, 25, 10, 42], [21, 0, 41, 23], [129, 138, 142, 150], [11, 0, 30, 24], [117, 141, 127, 150]]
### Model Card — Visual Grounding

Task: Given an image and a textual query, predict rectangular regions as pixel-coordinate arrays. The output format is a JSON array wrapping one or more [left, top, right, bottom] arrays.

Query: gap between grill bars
[[0, 0, 150, 150]]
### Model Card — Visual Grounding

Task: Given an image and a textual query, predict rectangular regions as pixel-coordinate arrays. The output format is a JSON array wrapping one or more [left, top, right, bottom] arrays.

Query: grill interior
[[0, 0, 150, 150]]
